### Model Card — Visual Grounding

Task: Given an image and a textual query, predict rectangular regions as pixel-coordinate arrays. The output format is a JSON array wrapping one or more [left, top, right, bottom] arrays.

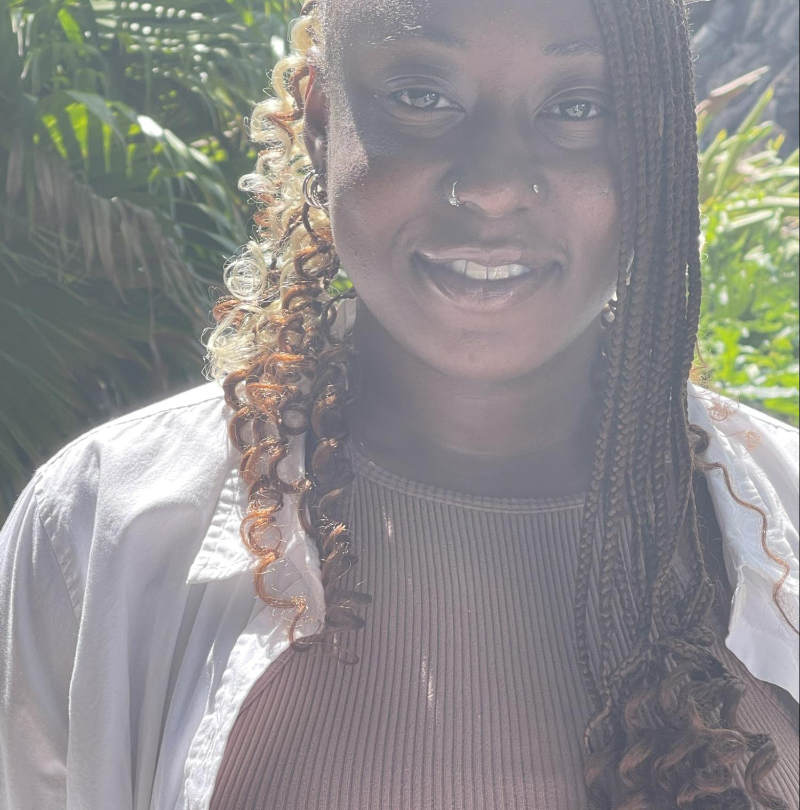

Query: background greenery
[[696, 87, 799, 425], [1, 0, 798, 519]]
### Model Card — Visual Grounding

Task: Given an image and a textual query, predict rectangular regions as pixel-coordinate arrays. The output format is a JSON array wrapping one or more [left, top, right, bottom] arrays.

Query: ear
[[303, 57, 329, 178]]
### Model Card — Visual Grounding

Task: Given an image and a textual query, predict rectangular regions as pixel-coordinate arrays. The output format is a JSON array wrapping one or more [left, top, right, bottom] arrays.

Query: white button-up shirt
[[1, 382, 797, 809]]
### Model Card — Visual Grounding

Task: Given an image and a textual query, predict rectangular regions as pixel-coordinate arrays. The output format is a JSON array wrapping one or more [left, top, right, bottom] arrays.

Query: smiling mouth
[[412, 253, 563, 311]]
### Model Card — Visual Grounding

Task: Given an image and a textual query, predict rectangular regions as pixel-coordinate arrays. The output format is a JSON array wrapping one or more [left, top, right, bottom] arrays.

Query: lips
[[418, 244, 555, 269]]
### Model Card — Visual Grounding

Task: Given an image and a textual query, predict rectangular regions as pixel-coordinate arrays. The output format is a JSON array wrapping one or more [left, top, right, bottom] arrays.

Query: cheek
[[326, 88, 452, 216], [554, 161, 621, 284], [325, 114, 386, 281], [326, 105, 370, 204], [326, 108, 437, 289]]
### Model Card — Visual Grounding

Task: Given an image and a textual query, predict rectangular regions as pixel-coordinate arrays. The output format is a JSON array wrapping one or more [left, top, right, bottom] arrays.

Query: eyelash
[[388, 88, 608, 122], [540, 100, 606, 121], [389, 88, 461, 112]]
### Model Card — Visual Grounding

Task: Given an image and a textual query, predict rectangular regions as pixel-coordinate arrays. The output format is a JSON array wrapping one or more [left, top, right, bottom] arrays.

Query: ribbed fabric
[[210, 444, 799, 810]]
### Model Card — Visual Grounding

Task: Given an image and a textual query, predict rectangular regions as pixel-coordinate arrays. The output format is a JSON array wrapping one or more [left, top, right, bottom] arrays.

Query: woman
[[1, 0, 797, 807]]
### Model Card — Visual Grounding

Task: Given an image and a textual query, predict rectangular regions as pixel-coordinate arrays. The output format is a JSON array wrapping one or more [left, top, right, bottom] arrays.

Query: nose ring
[[448, 179, 540, 207], [448, 180, 463, 207]]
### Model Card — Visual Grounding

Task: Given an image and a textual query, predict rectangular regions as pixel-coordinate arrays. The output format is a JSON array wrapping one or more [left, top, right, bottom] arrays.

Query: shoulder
[[687, 383, 799, 702], [34, 381, 231, 513], [687, 383, 798, 472], [7, 382, 237, 606], [687, 383, 797, 529], [0, 383, 247, 807]]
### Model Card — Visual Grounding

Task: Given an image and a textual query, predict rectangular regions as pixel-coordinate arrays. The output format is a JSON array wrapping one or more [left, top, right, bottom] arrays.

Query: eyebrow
[[373, 25, 466, 48], [368, 28, 605, 57], [542, 38, 605, 57]]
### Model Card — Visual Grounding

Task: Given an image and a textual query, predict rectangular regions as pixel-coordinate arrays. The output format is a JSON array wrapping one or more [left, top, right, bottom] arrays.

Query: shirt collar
[[186, 422, 324, 592], [186, 463, 254, 584], [186, 435, 327, 630]]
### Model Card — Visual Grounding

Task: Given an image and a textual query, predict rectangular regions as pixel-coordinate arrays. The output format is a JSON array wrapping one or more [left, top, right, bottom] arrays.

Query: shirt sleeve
[[0, 478, 79, 810], [688, 383, 799, 702]]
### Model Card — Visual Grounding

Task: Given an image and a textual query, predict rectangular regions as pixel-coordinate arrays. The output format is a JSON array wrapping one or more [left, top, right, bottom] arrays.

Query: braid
[[595, 1, 665, 697], [204, 1, 791, 807], [573, 0, 634, 714], [580, 1, 789, 806], [614, 0, 665, 643]]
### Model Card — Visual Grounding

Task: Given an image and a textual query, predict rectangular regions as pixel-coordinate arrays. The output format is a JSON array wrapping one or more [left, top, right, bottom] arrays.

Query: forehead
[[321, 0, 603, 54]]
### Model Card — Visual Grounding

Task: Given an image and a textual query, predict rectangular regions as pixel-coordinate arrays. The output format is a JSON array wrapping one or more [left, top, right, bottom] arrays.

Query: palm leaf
[[1, 0, 292, 519]]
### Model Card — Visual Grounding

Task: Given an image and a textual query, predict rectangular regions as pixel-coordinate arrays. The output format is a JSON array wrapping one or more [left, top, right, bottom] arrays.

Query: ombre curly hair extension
[[204, 0, 795, 805]]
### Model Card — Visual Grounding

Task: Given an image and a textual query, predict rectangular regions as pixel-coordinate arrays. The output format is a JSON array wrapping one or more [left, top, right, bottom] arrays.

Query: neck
[[345, 303, 602, 498]]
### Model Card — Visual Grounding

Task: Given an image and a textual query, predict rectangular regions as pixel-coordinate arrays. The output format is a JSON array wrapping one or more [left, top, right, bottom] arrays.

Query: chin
[[413, 335, 564, 383], [398, 313, 602, 383]]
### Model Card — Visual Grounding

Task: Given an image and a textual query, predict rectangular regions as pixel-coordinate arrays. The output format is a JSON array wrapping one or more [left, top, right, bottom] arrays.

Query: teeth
[[468, 263, 489, 281], [444, 260, 533, 281]]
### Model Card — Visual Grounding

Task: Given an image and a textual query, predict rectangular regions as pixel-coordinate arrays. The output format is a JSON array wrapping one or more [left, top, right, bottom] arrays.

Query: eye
[[540, 99, 606, 121], [389, 88, 460, 112]]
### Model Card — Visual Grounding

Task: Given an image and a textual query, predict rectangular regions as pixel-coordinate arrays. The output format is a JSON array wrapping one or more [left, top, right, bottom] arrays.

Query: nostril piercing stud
[[448, 180, 463, 207]]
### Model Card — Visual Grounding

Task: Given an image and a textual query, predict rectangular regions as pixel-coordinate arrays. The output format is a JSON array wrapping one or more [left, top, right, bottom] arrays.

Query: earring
[[591, 298, 618, 392], [623, 249, 634, 287], [303, 169, 328, 210], [600, 298, 617, 328]]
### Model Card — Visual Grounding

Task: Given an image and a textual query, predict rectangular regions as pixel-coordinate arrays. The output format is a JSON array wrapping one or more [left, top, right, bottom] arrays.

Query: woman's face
[[306, 0, 621, 382]]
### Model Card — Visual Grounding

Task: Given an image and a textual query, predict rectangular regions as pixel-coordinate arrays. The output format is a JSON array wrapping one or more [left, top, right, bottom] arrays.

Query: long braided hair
[[204, 0, 791, 805]]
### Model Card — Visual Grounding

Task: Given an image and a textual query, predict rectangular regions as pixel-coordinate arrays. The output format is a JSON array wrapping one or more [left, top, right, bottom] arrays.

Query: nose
[[449, 127, 543, 218]]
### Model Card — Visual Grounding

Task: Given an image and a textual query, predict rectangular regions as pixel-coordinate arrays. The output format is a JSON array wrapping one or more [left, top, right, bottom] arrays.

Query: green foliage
[[0, 0, 292, 515], [697, 86, 800, 425]]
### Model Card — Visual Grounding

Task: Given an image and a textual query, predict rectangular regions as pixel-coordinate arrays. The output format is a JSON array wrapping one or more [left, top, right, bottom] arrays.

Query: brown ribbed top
[[210, 443, 799, 810]]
